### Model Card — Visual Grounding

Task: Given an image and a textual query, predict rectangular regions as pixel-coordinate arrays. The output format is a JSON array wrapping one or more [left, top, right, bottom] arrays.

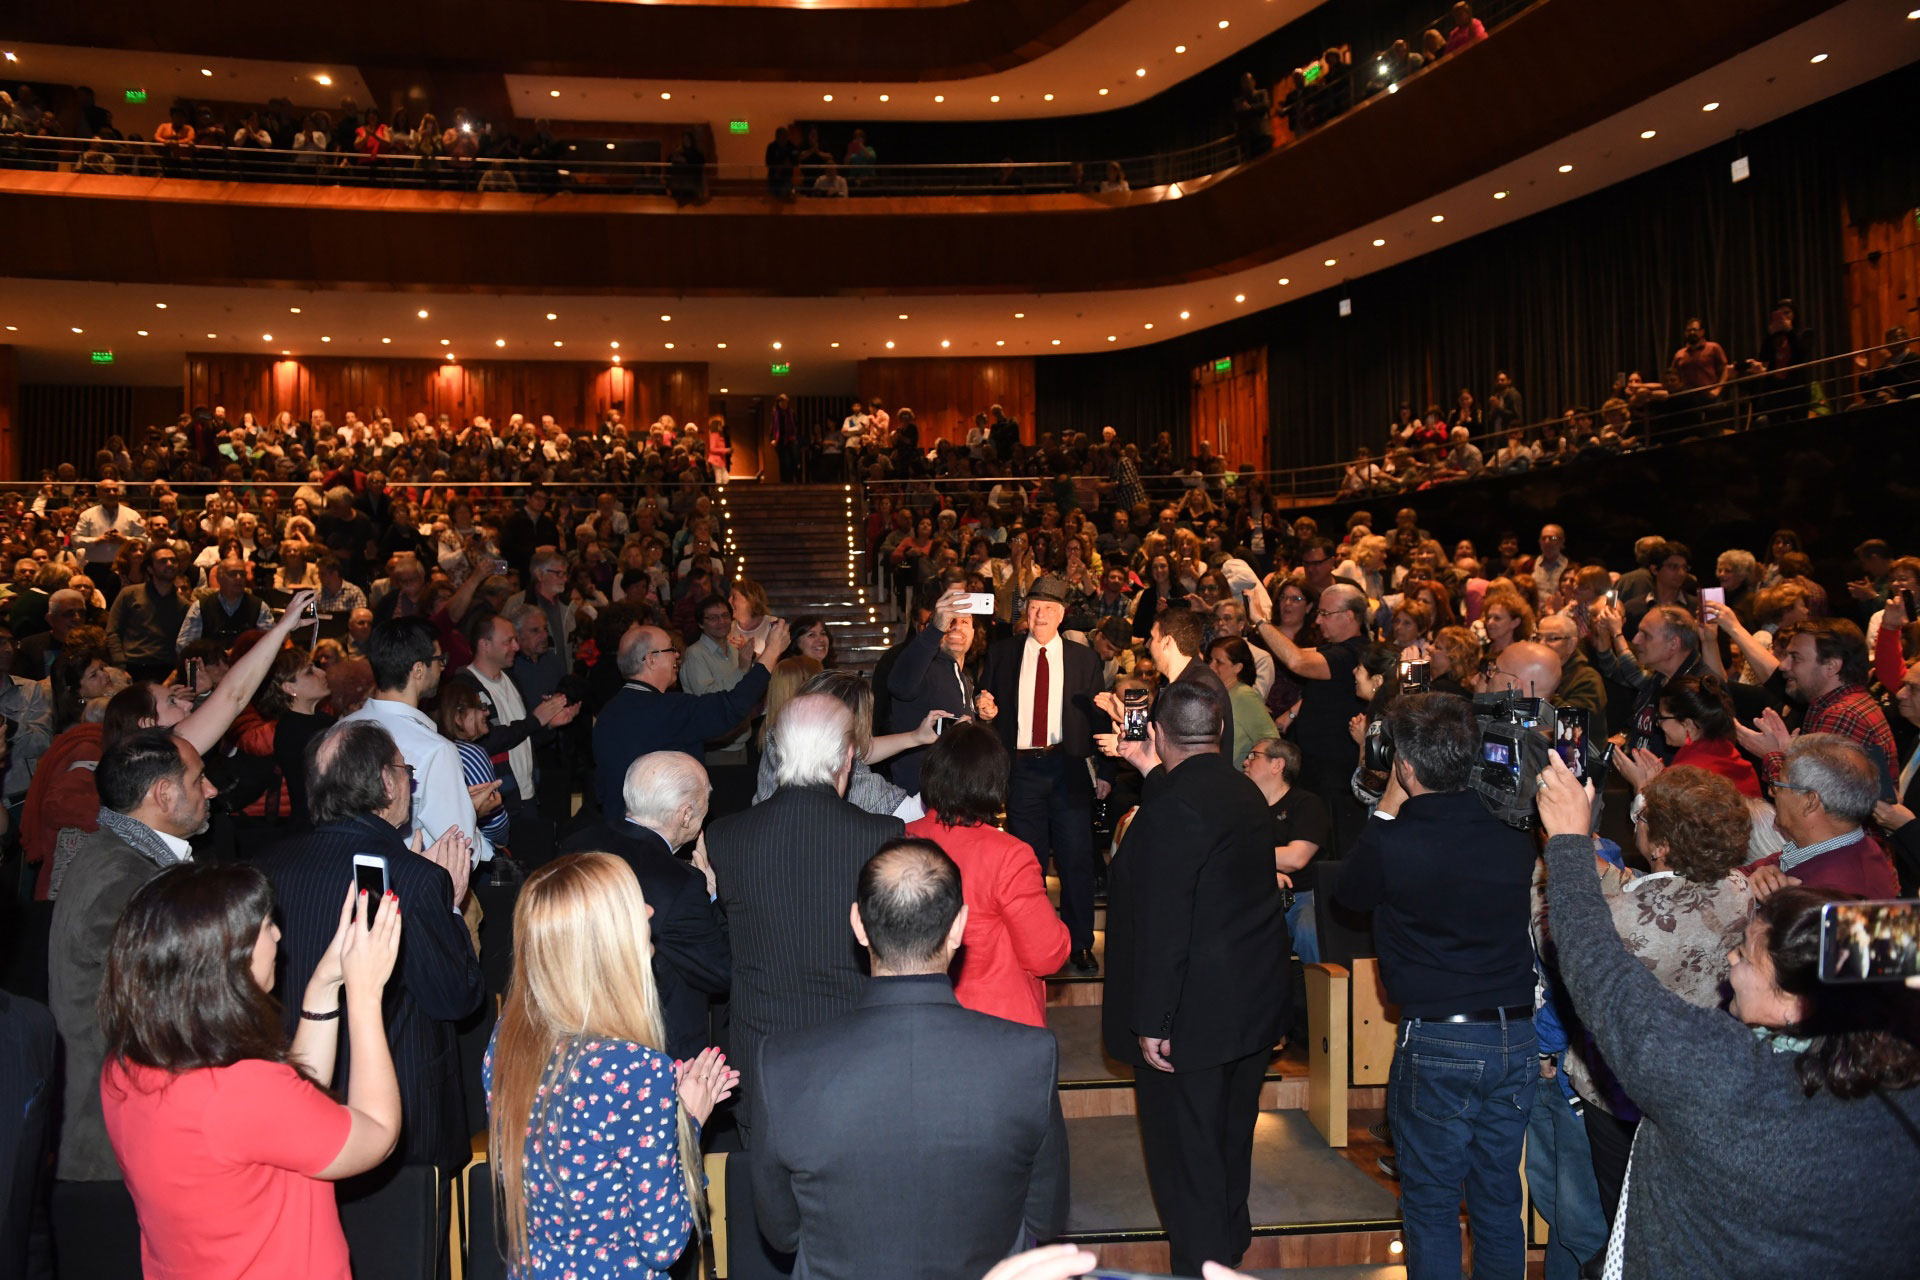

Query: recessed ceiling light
[[938, 339, 950, 348], [208, 332, 218, 338], [829, 342, 839, 348], [381, 337, 391, 344], [1179, 310, 1190, 320], [1014, 311, 1025, 319], [136, 329, 148, 336], [879, 94, 890, 103], [200, 68, 213, 77], [2, 325, 12, 331], [898, 313, 910, 320], [1175, 44, 1187, 53], [1324, 257, 1337, 266], [281, 350, 291, 356], [289, 306, 301, 314], [1098, 88, 1110, 96], [612, 354, 621, 364], [314, 73, 332, 86], [1639, 129, 1657, 139], [990, 95, 1001, 103], [262, 333, 273, 341], [1135, 68, 1146, 77], [610, 340, 620, 349], [934, 94, 945, 103], [664, 342, 674, 349], [1430, 213, 1445, 222], [1234, 293, 1246, 303], [1809, 52, 1828, 63], [996, 339, 1005, 346], [155, 302, 167, 309], [1106, 335, 1117, 342], [417, 309, 429, 318], [1043, 93, 1055, 101], [822, 94, 833, 103], [70, 326, 84, 334], [2, 53, 15, 63], [1218, 19, 1229, 28], [1494, 189, 1509, 199], [1050, 338, 1062, 345], [321, 335, 331, 342], [440, 338, 450, 346], [1702, 101, 1720, 112], [550, 89, 561, 98], [772, 341, 782, 350], [606, 143, 615, 150], [1557, 163, 1573, 173], [1143, 322, 1154, 330], [720, 387, 729, 393], [717, 342, 727, 349], [1909, 9, 1919, 18], [660, 91, 672, 100], [884, 341, 895, 349], [554, 340, 563, 347], [546, 312, 558, 320], [1372, 238, 1386, 246], [1278, 277, 1290, 285]]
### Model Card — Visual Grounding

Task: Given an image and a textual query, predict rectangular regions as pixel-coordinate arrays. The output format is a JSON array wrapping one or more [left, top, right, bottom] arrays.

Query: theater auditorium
[[1, 1, 1918, 1277]]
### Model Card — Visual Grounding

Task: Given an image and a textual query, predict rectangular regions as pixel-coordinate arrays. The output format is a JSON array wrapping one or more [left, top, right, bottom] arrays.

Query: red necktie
[[1031, 646, 1050, 748]]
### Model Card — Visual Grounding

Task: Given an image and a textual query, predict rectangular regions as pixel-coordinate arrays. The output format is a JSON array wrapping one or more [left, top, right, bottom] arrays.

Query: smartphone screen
[[352, 856, 389, 925], [1819, 900, 1920, 983], [1555, 707, 1590, 783], [1121, 689, 1150, 741]]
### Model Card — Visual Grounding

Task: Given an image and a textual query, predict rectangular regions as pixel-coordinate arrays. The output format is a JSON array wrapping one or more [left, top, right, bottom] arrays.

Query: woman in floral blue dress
[[487, 853, 739, 1277]]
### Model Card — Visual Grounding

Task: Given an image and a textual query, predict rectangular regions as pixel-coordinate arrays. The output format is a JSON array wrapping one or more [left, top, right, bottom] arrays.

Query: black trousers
[[1005, 749, 1095, 950], [1582, 1104, 1637, 1227], [1133, 1046, 1270, 1276], [51, 1180, 142, 1280]]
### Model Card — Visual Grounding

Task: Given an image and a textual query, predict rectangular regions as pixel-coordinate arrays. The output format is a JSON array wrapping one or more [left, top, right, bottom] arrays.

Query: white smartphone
[[351, 854, 389, 925], [1700, 586, 1725, 606], [956, 592, 997, 615]]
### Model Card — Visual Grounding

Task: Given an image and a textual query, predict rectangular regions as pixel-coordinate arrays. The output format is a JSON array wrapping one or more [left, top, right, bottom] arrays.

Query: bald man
[[591, 618, 788, 816], [1536, 614, 1608, 740], [1484, 639, 1563, 700]]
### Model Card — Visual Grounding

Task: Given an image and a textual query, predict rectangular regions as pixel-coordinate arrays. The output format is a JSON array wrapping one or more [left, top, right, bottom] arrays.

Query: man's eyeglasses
[[425, 653, 448, 667], [1315, 608, 1344, 619]]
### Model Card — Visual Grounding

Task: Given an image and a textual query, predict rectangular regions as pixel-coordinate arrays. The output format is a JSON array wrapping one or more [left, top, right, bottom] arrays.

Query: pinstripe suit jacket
[[254, 813, 486, 1172], [707, 784, 903, 1142]]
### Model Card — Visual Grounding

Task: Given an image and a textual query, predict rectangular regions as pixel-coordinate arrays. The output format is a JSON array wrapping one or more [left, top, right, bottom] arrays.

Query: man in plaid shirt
[[1735, 618, 1897, 797]]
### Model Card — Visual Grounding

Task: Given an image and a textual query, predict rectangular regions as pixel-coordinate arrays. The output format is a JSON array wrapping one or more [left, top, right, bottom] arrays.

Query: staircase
[[717, 482, 895, 674]]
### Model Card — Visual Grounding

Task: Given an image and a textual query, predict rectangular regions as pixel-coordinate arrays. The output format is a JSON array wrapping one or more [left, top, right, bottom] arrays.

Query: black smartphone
[[1554, 707, 1591, 783], [1121, 687, 1150, 742], [1398, 658, 1431, 693], [184, 656, 204, 691], [1819, 899, 1920, 983], [1903, 587, 1917, 618]]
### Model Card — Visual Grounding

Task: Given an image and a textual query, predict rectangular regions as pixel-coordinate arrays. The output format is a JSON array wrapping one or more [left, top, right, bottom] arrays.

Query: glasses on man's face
[[1315, 608, 1343, 619], [426, 653, 448, 667]]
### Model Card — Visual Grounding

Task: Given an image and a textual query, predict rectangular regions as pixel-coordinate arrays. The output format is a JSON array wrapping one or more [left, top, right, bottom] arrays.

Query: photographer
[[1332, 693, 1539, 1279], [1536, 755, 1920, 1277]]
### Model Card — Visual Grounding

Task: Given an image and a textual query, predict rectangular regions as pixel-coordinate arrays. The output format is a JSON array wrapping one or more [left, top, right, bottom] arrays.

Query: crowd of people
[[1, 387, 1917, 1280]]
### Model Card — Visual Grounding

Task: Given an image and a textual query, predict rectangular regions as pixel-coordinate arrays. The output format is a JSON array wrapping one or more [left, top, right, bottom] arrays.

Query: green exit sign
[[729, 120, 750, 135], [770, 361, 791, 376], [91, 350, 115, 365], [124, 88, 147, 104], [1213, 357, 1233, 374]]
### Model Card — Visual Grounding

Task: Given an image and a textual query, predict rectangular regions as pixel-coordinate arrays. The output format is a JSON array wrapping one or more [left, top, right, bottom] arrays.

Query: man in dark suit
[[1101, 681, 1289, 1277], [497, 484, 560, 583], [887, 585, 979, 793], [254, 720, 486, 1177], [708, 692, 905, 1279], [558, 751, 730, 1061], [974, 575, 1110, 972], [592, 619, 786, 816], [753, 839, 1068, 1279]]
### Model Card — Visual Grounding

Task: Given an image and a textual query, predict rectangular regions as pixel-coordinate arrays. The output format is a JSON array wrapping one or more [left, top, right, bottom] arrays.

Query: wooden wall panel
[[856, 358, 1036, 449], [183, 354, 708, 436], [1844, 206, 1920, 355], [0, 346, 16, 482], [1189, 347, 1269, 471], [16, 384, 181, 478]]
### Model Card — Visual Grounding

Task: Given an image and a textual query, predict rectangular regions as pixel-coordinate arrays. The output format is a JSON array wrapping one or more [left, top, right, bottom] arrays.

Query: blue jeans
[[1388, 1013, 1538, 1280], [1287, 890, 1320, 964], [1525, 1076, 1607, 1280]]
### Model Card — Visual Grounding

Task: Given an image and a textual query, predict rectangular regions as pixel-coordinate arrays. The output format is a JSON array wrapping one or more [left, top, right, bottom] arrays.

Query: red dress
[[1670, 736, 1761, 798], [905, 815, 1071, 1026], [103, 1057, 353, 1280]]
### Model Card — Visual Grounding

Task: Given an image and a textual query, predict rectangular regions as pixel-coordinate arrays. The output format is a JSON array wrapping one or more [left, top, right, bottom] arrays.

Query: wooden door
[[1189, 347, 1269, 471]]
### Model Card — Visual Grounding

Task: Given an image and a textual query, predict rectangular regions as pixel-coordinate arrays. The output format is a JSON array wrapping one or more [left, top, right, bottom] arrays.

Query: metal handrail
[[0, 1, 1530, 200], [858, 339, 1919, 510]]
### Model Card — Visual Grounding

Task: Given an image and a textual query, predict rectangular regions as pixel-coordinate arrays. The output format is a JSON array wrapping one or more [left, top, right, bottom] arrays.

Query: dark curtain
[[1036, 61, 1920, 471]]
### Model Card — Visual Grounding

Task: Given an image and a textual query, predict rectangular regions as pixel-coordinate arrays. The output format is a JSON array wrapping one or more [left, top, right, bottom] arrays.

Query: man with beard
[[105, 541, 189, 682]]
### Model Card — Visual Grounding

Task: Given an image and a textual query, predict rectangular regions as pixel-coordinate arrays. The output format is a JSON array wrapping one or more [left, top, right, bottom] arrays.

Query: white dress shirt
[[72, 503, 147, 564], [467, 665, 535, 800], [341, 696, 489, 862], [1015, 634, 1066, 748]]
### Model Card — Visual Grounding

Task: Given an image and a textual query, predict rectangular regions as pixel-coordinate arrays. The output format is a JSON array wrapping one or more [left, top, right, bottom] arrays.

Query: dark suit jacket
[[886, 624, 974, 793], [255, 813, 487, 1172], [707, 785, 903, 1140], [558, 820, 730, 1060], [592, 667, 771, 816], [1102, 752, 1289, 1071], [0, 991, 57, 1275], [752, 975, 1068, 1280], [498, 508, 560, 581], [978, 634, 1109, 764]]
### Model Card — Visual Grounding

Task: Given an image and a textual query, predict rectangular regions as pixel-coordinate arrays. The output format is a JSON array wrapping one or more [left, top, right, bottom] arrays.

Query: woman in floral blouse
[[487, 854, 739, 1277]]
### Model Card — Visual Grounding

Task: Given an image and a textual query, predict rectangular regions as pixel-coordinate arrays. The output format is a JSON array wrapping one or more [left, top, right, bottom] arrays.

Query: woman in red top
[[905, 723, 1070, 1026], [100, 864, 405, 1280], [1614, 674, 1762, 799]]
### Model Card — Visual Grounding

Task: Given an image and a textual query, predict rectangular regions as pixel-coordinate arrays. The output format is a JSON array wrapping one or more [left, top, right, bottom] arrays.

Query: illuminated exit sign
[[770, 362, 791, 376], [1213, 357, 1233, 374], [124, 88, 147, 104], [91, 350, 115, 364], [729, 120, 750, 135]]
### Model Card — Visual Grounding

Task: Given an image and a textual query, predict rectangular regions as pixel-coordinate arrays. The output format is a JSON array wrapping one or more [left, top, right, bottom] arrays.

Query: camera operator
[[1332, 692, 1540, 1279]]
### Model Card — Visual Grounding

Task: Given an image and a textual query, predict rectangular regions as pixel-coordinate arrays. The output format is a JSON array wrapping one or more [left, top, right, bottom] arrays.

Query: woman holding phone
[[101, 865, 404, 1280]]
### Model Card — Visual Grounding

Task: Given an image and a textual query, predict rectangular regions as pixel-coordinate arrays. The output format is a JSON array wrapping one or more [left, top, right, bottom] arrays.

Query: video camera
[[1470, 691, 1610, 830]]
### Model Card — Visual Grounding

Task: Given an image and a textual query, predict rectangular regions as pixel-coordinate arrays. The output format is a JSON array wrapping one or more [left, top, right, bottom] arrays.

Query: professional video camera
[[1469, 691, 1609, 830]]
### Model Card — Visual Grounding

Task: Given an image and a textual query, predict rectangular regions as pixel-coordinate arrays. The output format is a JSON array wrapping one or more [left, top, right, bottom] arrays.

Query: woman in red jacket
[[905, 722, 1070, 1026]]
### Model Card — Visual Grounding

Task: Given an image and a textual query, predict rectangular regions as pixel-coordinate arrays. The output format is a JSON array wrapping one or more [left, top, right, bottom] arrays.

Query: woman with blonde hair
[[759, 654, 823, 748], [487, 854, 738, 1278]]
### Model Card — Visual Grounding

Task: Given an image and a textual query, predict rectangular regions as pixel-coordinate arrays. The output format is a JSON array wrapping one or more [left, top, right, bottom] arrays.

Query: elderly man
[[341, 617, 485, 860], [886, 585, 976, 793], [975, 576, 1112, 973], [47, 729, 218, 1274], [254, 720, 483, 1174], [559, 752, 729, 1060], [1256, 582, 1371, 850], [592, 619, 786, 816], [507, 548, 574, 671], [71, 480, 146, 597], [1482, 639, 1563, 701], [1591, 603, 1702, 759], [1746, 734, 1899, 899], [176, 556, 274, 651], [16, 589, 87, 679], [1212, 598, 1274, 696], [1536, 612, 1608, 740]]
